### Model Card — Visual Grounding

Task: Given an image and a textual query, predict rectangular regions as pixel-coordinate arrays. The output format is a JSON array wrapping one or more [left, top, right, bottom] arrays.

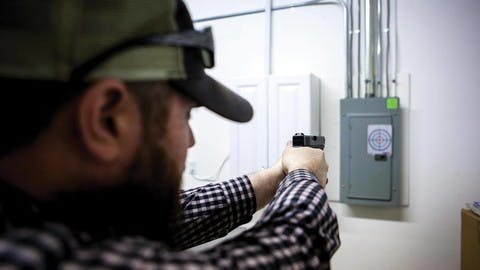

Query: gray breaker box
[[340, 97, 401, 206]]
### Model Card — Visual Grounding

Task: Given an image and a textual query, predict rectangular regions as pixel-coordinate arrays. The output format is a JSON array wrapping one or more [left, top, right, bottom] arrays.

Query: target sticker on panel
[[367, 125, 392, 156]]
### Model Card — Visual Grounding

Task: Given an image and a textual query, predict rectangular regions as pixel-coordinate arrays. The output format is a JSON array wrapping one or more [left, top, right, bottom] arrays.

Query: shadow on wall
[[333, 203, 412, 222]]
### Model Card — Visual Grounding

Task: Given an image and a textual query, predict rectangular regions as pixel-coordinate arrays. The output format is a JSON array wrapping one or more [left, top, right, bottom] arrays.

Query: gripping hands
[[280, 138, 329, 187]]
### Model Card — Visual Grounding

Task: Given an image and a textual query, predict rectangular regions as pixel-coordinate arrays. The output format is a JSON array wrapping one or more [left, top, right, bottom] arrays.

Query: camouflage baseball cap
[[0, 0, 253, 122]]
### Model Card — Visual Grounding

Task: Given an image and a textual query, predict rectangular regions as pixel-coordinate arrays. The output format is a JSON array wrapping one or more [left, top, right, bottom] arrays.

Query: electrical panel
[[340, 97, 401, 206]]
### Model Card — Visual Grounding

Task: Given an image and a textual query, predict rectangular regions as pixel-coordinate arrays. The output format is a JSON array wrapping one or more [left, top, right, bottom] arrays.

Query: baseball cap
[[0, 0, 253, 122]]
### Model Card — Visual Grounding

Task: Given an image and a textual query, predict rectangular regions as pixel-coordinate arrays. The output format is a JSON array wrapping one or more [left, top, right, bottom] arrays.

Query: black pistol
[[292, 133, 325, 150]]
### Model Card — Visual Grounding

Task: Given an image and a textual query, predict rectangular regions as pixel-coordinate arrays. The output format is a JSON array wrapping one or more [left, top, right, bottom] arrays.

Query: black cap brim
[[171, 1, 253, 123], [169, 75, 253, 123]]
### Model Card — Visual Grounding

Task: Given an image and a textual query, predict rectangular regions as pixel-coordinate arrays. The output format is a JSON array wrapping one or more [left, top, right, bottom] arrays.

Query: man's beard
[[42, 141, 183, 247]]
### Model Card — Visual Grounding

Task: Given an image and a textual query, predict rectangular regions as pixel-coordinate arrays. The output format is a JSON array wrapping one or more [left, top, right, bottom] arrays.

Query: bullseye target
[[367, 125, 393, 155], [368, 129, 391, 151]]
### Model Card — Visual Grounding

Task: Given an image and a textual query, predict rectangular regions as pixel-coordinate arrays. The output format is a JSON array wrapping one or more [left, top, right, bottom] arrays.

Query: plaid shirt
[[0, 169, 340, 269]]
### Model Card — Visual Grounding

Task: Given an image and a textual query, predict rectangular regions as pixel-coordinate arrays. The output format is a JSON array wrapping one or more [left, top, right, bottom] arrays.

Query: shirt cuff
[[281, 168, 320, 187]]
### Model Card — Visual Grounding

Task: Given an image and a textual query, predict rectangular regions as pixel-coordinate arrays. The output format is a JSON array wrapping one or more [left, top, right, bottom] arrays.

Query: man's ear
[[77, 79, 142, 163]]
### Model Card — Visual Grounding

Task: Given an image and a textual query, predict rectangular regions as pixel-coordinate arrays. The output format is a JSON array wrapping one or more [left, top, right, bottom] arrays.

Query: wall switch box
[[340, 97, 401, 206]]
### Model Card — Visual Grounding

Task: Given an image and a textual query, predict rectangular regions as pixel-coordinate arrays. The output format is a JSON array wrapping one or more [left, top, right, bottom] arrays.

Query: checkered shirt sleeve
[[172, 176, 257, 250], [173, 168, 340, 268], [193, 169, 341, 269]]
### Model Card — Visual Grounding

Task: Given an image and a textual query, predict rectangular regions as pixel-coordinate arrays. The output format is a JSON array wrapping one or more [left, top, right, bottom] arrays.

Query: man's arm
[[172, 156, 286, 250], [247, 162, 284, 210], [172, 143, 333, 252], [189, 145, 339, 268], [201, 169, 340, 269], [114, 169, 339, 269], [249, 141, 329, 209]]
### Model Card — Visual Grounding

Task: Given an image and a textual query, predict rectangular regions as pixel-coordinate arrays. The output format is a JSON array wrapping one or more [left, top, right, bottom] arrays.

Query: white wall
[[183, 0, 480, 269]]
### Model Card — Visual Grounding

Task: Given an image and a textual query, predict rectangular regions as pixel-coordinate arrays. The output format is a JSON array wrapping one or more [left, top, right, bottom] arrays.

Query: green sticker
[[386, 98, 398, 109]]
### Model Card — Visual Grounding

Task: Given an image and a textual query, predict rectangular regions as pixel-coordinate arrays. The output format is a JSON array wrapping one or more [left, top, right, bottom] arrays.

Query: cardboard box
[[461, 209, 480, 270]]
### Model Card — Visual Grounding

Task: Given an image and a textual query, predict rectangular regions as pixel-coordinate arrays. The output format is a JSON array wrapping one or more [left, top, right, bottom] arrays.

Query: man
[[0, 0, 340, 269]]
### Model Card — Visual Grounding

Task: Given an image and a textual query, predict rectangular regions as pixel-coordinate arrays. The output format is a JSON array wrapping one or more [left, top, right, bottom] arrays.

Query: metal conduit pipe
[[265, 0, 273, 76], [265, 0, 273, 167], [385, 0, 391, 97], [193, 0, 354, 98], [345, 0, 353, 98], [357, 0, 361, 98], [375, 0, 383, 98], [365, 0, 391, 98], [365, 0, 376, 97]]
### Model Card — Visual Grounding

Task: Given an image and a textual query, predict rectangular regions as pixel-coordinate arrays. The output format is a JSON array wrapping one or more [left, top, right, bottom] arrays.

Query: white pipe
[[265, 0, 273, 76], [344, 0, 353, 98], [193, 0, 353, 98], [375, 0, 383, 97], [357, 0, 362, 98], [385, 0, 391, 97], [392, 0, 398, 96], [365, 0, 375, 97], [265, 0, 272, 173]]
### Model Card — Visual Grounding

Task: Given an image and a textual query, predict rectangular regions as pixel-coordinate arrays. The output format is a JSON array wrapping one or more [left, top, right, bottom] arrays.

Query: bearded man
[[0, 0, 340, 269]]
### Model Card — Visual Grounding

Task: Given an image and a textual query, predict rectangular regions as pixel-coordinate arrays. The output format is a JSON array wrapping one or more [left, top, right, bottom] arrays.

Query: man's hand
[[281, 141, 329, 187], [248, 141, 329, 210]]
